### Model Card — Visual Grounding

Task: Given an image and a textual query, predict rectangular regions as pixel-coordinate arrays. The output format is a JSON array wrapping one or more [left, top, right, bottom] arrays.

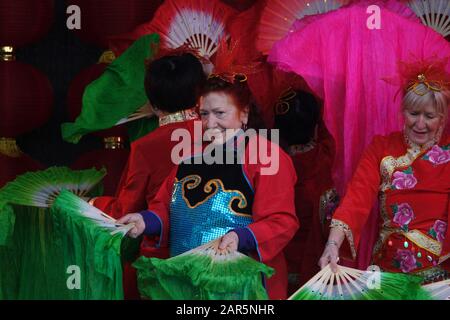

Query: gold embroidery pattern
[[373, 227, 443, 260], [159, 108, 198, 127], [412, 266, 448, 284], [330, 218, 356, 259], [379, 149, 422, 192], [179, 175, 250, 217], [405, 230, 442, 256]]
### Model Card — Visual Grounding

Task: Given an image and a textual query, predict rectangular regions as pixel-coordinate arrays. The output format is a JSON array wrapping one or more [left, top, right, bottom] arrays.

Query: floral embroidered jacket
[[332, 131, 450, 281]]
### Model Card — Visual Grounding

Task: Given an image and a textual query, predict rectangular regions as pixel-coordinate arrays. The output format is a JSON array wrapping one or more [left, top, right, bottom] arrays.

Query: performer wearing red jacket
[[119, 75, 299, 299], [91, 51, 206, 298], [319, 61, 450, 283], [92, 52, 205, 219], [274, 89, 337, 292]]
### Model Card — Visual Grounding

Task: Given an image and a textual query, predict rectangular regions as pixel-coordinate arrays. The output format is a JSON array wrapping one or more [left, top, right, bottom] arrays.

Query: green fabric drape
[[61, 33, 160, 144]]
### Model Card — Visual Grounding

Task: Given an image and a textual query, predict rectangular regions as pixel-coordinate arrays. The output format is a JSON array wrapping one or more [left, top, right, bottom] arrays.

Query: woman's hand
[[318, 241, 340, 273], [117, 213, 146, 238], [318, 227, 345, 273], [218, 231, 239, 253]]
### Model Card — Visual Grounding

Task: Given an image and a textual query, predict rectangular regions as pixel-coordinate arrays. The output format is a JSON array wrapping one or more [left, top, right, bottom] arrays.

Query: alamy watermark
[[170, 121, 280, 176], [66, 265, 81, 290]]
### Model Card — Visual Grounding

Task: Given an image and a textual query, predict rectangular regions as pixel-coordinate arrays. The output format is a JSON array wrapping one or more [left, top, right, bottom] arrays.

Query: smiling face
[[199, 91, 249, 144], [403, 103, 443, 146]]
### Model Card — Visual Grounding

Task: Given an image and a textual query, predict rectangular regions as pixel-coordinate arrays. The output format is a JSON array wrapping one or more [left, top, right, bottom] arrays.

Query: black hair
[[274, 90, 320, 145], [144, 53, 206, 113], [201, 75, 267, 130]]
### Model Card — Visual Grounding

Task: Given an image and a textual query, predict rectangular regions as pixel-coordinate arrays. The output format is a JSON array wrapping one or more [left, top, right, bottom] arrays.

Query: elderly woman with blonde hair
[[319, 61, 450, 284]]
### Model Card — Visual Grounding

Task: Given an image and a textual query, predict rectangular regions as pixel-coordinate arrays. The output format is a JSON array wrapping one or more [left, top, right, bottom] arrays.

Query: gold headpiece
[[406, 73, 448, 96]]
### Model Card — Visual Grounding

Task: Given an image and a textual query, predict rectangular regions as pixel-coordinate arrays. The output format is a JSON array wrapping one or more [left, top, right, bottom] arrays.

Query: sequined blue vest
[[169, 144, 254, 257]]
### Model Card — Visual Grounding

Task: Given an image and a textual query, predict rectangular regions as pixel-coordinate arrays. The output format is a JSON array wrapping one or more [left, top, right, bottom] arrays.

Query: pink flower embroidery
[[429, 220, 447, 243], [424, 145, 450, 165], [394, 250, 418, 273], [392, 170, 417, 190], [392, 203, 415, 227]]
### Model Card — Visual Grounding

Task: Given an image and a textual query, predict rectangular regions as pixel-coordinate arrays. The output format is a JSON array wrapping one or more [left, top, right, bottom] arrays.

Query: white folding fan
[[408, 0, 450, 37], [52, 189, 135, 236], [0, 166, 106, 208], [289, 264, 426, 300], [422, 279, 450, 300], [257, 0, 351, 55], [148, 0, 236, 59]]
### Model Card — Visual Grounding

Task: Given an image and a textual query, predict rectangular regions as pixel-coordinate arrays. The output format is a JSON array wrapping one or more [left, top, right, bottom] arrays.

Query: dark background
[[13, 0, 255, 167]]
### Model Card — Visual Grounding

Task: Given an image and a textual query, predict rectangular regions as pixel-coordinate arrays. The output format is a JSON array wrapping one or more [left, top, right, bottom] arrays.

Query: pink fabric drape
[[268, 0, 450, 268]]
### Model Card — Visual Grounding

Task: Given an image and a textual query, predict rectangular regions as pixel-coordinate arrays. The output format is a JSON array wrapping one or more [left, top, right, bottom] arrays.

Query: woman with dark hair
[[91, 52, 205, 218], [118, 74, 299, 299], [274, 88, 337, 293], [90, 51, 206, 299]]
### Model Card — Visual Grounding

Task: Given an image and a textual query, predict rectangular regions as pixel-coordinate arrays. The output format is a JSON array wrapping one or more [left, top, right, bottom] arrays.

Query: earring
[[242, 122, 248, 130]]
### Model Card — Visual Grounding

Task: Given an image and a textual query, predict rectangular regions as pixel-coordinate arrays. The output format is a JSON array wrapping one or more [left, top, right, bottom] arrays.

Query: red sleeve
[[93, 144, 150, 219], [244, 140, 300, 262], [145, 166, 178, 248], [332, 136, 384, 259]]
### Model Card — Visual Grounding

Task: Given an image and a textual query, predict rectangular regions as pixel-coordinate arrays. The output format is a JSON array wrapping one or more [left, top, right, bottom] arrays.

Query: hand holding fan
[[133, 238, 274, 300], [289, 264, 426, 300]]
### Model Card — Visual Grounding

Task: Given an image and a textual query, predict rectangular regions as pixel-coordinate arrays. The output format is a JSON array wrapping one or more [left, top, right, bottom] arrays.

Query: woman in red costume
[[319, 61, 450, 284], [274, 88, 337, 292], [118, 69, 300, 299]]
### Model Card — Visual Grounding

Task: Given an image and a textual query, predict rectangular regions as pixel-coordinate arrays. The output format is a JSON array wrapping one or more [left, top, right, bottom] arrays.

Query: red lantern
[[67, 0, 163, 48], [0, 0, 54, 47], [0, 56, 53, 137], [71, 142, 130, 196], [0, 152, 45, 189]]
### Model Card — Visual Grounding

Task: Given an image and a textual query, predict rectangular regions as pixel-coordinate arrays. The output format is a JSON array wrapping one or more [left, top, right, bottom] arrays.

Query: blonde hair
[[402, 83, 449, 121]]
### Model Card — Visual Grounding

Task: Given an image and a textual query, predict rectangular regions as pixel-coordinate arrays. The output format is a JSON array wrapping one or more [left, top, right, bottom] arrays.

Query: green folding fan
[[0, 166, 106, 208], [289, 264, 427, 300], [0, 189, 134, 300], [133, 238, 274, 300]]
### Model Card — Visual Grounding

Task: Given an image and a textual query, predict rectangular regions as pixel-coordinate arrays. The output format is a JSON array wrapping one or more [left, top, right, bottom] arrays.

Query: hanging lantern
[[0, 46, 53, 138], [67, 0, 163, 48], [0, 152, 45, 189], [0, 0, 54, 48]]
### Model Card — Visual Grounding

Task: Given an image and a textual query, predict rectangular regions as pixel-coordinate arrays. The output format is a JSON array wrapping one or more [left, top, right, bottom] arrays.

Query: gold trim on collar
[[379, 148, 423, 192], [159, 108, 198, 127]]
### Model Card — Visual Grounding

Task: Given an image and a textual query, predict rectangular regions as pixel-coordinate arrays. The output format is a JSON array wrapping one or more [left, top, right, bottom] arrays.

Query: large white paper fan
[[408, 0, 450, 37]]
